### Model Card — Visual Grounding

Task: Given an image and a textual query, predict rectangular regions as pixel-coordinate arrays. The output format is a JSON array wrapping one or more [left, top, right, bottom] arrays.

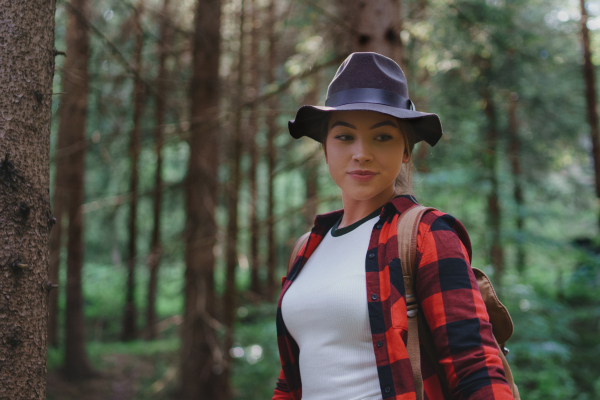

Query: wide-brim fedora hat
[[288, 52, 443, 146]]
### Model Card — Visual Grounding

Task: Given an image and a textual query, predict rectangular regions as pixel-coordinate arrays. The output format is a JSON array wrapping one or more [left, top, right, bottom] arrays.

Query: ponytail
[[394, 119, 417, 195]]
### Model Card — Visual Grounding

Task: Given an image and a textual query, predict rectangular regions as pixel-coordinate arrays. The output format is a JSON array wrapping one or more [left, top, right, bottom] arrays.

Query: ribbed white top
[[281, 210, 383, 400]]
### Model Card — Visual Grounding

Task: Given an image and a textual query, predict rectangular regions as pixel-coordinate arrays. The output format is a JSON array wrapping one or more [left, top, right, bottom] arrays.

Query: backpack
[[286, 205, 520, 400]]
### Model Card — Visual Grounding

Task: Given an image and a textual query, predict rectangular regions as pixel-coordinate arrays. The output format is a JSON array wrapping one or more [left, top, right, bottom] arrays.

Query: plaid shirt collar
[[311, 194, 420, 231], [284, 194, 419, 285]]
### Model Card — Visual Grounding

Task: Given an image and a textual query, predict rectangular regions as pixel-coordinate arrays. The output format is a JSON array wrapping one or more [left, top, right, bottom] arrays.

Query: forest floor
[[46, 339, 179, 400]]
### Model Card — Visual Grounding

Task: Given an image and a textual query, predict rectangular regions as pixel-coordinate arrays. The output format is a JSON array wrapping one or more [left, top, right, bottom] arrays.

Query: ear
[[323, 144, 328, 164], [402, 151, 409, 164]]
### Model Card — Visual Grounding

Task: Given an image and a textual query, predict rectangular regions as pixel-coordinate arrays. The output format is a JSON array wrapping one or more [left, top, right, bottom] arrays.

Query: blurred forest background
[[43, 0, 600, 398]]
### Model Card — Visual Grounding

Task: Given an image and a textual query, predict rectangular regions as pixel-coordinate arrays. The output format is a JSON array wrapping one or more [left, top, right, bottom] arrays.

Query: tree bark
[[508, 92, 526, 274], [413, 73, 431, 173], [222, 1, 246, 397], [304, 75, 321, 230], [0, 0, 56, 397], [482, 85, 504, 291], [62, 0, 95, 380], [265, 0, 279, 301], [181, 0, 222, 397], [248, 0, 261, 296], [341, 0, 403, 67], [146, 0, 171, 341], [122, 2, 145, 342], [580, 0, 600, 231], [48, 108, 68, 349]]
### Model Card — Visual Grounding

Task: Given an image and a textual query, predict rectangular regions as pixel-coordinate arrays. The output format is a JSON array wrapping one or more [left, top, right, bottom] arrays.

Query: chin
[[342, 186, 384, 201]]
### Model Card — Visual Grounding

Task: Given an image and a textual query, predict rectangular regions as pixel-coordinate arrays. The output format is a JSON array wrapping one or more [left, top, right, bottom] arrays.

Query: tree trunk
[[412, 75, 431, 173], [265, 0, 279, 301], [48, 111, 69, 349], [222, 1, 245, 397], [580, 0, 600, 231], [62, 0, 95, 380], [146, 0, 170, 341], [304, 75, 321, 230], [248, 0, 261, 296], [305, 159, 319, 230], [181, 0, 222, 397], [508, 92, 526, 274], [482, 85, 504, 291], [0, 0, 56, 397], [341, 0, 403, 67], [122, 2, 145, 342], [413, 42, 431, 172]]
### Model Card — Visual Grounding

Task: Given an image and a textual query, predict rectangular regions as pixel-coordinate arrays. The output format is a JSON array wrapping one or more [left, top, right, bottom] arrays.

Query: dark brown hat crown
[[327, 53, 409, 99]]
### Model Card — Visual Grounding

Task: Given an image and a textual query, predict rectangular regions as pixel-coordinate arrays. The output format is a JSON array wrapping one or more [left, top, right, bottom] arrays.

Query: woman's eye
[[334, 134, 353, 141], [375, 134, 393, 141]]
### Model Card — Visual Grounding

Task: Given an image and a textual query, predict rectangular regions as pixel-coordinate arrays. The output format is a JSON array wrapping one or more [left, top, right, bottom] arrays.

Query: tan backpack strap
[[493, 336, 520, 399], [397, 205, 437, 400], [287, 232, 310, 275]]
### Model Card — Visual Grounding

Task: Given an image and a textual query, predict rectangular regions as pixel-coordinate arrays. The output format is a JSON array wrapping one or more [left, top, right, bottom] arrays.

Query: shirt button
[[368, 252, 375, 259], [377, 340, 383, 347], [384, 386, 391, 393], [371, 294, 378, 300], [375, 223, 382, 229]]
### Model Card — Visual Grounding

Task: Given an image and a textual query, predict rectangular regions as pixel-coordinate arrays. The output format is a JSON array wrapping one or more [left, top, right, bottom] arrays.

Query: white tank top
[[281, 208, 383, 400]]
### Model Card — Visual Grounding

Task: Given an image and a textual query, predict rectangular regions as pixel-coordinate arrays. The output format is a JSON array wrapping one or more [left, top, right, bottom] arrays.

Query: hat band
[[325, 88, 415, 110]]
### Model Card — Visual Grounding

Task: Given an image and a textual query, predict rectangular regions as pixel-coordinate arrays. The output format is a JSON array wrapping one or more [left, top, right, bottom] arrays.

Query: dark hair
[[393, 119, 417, 195]]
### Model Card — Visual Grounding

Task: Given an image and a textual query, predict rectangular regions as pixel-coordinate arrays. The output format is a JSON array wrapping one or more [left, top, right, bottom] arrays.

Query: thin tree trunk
[[342, 0, 403, 67], [223, 1, 246, 395], [304, 75, 321, 230], [146, 0, 171, 341], [122, 2, 145, 342], [248, 0, 261, 296], [406, 0, 429, 173], [0, 0, 56, 396], [413, 75, 431, 173], [508, 92, 526, 274], [305, 161, 319, 229], [265, 0, 278, 300], [181, 0, 222, 396], [580, 0, 600, 231], [62, 0, 95, 380], [482, 85, 504, 291], [48, 122, 68, 348]]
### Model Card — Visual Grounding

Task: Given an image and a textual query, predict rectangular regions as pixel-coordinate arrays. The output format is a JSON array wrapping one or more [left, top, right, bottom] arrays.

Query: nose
[[352, 139, 373, 163]]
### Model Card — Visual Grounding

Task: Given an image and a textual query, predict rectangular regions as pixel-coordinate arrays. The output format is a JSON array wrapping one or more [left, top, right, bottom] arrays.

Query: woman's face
[[324, 110, 408, 201]]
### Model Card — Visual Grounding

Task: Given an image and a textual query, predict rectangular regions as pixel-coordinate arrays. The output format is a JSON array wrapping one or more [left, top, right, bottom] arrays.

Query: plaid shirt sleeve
[[273, 367, 293, 399], [415, 211, 514, 400]]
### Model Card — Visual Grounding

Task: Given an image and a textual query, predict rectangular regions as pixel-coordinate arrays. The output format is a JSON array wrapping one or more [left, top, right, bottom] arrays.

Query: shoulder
[[416, 208, 472, 264]]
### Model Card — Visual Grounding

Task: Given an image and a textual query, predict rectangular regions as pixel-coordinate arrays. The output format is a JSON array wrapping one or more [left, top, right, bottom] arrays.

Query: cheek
[[380, 148, 404, 177], [327, 152, 344, 178], [324, 147, 348, 183]]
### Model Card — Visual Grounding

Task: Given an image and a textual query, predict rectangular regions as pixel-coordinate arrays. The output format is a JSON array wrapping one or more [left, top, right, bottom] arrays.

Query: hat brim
[[288, 103, 443, 147]]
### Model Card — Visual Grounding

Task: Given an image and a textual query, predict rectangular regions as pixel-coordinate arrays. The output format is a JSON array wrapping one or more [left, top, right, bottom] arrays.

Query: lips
[[347, 170, 377, 182]]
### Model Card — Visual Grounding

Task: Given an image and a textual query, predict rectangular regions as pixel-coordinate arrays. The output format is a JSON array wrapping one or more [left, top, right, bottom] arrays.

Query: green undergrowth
[[47, 337, 180, 372]]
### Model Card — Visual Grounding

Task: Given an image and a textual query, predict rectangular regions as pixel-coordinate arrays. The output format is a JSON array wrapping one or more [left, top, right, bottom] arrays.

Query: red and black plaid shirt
[[273, 195, 514, 400]]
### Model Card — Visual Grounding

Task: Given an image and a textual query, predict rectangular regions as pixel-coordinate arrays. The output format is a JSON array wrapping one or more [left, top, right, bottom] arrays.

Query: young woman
[[273, 52, 515, 400]]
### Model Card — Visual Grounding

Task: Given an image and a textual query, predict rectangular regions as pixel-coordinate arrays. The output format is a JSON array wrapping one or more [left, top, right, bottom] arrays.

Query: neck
[[338, 185, 397, 229]]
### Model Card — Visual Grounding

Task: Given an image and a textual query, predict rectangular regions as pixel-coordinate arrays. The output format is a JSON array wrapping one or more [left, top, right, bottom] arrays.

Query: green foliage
[[230, 303, 281, 400]]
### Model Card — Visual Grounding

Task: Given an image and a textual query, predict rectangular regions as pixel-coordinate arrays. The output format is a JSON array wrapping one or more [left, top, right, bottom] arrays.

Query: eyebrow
[[329, 121, 356, 130], [369, 120, 398, 129]]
